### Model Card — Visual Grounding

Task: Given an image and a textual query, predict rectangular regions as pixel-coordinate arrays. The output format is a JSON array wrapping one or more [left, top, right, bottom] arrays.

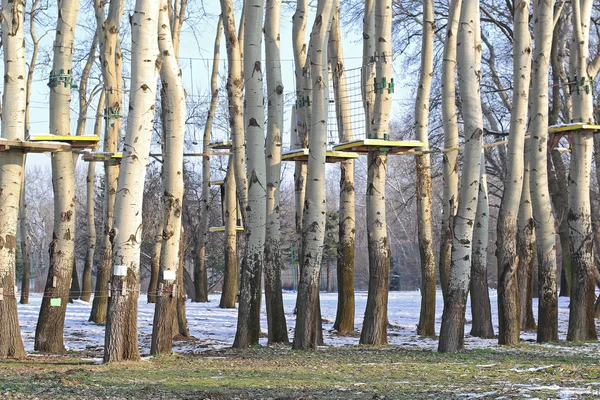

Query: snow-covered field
[[17, 290, 600, 356]]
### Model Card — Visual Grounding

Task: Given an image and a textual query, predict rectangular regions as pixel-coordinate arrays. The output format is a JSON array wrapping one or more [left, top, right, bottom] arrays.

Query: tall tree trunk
[[567, 0, 597, 342], [439, 0, 462, 299], [19, 0, 41, 306], [360, 0, 393, 346], [195, 17, 222, 303], [292, 0, 334, 350], [104, 0, 160, 362], [220, 157, 238, 308], [90, 0, 124, 325], [470, 151, 494, 339], [233, 0, 267, 349], [0, 0, 27, 359], [292, 0, 309, 315], [414, 0, 436, 338], [264, 0, 289, 344], [148, 231, 162, 304], [35, 0, 80, 353], [530, 0, 558, 343], [330, 0, 356, 335], [222, 0, 248, 228], [495, 0, 530, 346], [81, 93, 105, 303], [151, 0, 187, 355], [19, 172, 31, 305], [517, 139, 537, 331], [438, 0, 483, 353], [174, 227, 189, 338], [549, 13, 572, 298]]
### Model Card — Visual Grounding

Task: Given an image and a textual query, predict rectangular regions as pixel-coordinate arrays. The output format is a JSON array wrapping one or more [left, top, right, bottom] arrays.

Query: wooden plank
[[0, 140, 71, 153], [29, 135, 100, 149], [548, 123, 600, 134], [208, 140, 233, 150], [281, 148, 360, 163], [209, 226, 244, 233], [82, 152, 122, 162], [210, 179, 225, 186], [333, 139, 423, 155]]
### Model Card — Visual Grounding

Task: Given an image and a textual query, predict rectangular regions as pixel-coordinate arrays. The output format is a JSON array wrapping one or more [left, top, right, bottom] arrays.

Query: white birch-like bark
[[362, 0, 375, 135], [292, 0, 334, 350], [329, 0, 356, 335], [530, 0, 558, 343], [196, 17, 223, 303], [496, 0, 531, 345], [438, 0, 462, 298], [104, 0, 160, 362], [219, 0, 248, 227], [438, 0, 483, 352], [470, 150, 494, 339], [233, 0, 267, 349], [292, 0, 309, 287], [567, 0, 597, 341], [220, 156, 238, 309], [0, 0, 27, 358], [35, 0, 80, 354], [264, 0, 289, 343], [82, 93, 105, 303], [90, 0, 124, 325], [414, 0, 436, 338], [360, 0, 393, 346], [151, 0, 187, 355]]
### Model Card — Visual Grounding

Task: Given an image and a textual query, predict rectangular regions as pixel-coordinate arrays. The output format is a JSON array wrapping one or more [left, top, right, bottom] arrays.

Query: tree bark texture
[[90, 0, 124, 325], [151, 0, 187, 355], [104, 0, 160, 362], [329, 0, 356, 336], [220, 157, 238, 309], [292, 0, 334, 350], [219, 0, 248, 229], [0, 0, 27, 359], [234, 0, 267, 349], [148, 231, 162, 304], [360, 0, 393, 346], [195, 17, 222, 303], [517, 140, 537, 331], [495, 0, 530, 346], [81, 93, 105, 303], [470, 151, 494, 339], [439, 0, 462, 299], [19, 168, 31, 305], [567, 0, 597, 342], [35, 0, 80, 354], [438, 0, 483, 353], [530, 0, 558, 343], [414, 0, 436, 338], [264, 0, 289, 344]]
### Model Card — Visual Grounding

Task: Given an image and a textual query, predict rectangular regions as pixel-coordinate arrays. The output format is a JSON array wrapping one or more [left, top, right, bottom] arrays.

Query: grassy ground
[[1, 344, 600, 399]]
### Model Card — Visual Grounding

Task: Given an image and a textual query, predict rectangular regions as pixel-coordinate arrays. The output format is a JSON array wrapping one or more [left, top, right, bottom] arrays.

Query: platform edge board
[[548, 124, 600, 134], [209, 226, 244, 232]]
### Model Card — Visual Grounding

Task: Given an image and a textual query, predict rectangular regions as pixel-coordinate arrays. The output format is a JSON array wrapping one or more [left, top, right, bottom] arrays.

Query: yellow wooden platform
[[82, 152, 122, 162], [208, 140, 233, 150], [333, 139, 424, 154], [0, 139, 70, 153], [209, 226, 244, 233], [210, 179, 225, 186], [549, 123, 600, 134], [281, 148, 360, 163], [29, 134, 100, 149]]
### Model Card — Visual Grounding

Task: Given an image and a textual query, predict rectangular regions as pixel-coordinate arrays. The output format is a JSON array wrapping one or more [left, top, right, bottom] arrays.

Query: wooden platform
[[333, 139, 424, 155], [208, 140, 233, 150], [209, 226, 244, 233], [549, 123, 600, 134], [82, 152, 122, 162], [0, 139, 70, 153], [210, 179, 225, 186], [281, 148, 360, 163], [28, 134, 101, 149]]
